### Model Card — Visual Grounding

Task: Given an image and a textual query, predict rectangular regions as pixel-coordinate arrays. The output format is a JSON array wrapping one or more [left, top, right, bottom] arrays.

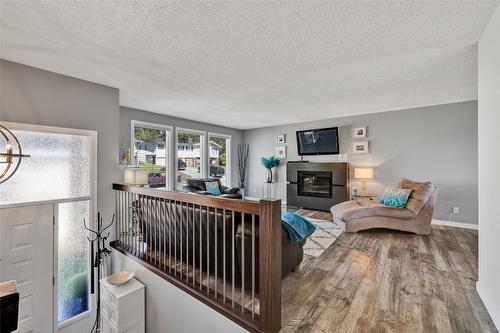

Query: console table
[[100, 276, 145, 333]]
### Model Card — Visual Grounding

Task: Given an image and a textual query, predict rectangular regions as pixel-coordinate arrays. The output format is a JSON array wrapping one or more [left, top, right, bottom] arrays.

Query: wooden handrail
[[112, 183, 261, 215], [111, 183, 282, 333]]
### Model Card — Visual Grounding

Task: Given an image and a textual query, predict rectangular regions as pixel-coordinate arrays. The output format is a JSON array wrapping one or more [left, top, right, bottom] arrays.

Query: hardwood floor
[[281, 209, 497, 333]]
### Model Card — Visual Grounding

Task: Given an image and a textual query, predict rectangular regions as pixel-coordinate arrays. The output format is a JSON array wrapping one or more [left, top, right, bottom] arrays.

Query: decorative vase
[[239, 183, 245, 198], [266, 168, 273, 183]]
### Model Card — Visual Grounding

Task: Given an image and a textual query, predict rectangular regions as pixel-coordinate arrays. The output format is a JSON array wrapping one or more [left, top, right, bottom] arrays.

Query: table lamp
[[354, 167, 373, 195], [124, 168, 149, 186]]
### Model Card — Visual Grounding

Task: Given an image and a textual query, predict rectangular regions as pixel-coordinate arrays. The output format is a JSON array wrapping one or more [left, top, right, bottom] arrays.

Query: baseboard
[[431, 219, 478, 230], [477, 281, 500, 330]]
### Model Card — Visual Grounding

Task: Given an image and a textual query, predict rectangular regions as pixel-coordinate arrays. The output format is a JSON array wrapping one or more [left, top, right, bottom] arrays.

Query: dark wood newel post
[[259, 199, 282, 333]]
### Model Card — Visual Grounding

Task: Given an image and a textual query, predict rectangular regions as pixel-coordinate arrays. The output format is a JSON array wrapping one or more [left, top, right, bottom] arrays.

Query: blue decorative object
[[205, 181, 221, 196], [208, 187, 221, 196], [261, 156, 280, 183], [379, 187, 412, 208], [281, 212, 316, 243]]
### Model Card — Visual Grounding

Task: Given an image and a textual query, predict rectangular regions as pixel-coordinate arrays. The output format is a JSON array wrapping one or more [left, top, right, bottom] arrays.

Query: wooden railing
[[111, 184, 282, 333]]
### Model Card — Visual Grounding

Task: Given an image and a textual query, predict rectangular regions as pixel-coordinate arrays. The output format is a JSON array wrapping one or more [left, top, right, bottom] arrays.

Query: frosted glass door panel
[[0, 130, 91, 205], [57, 200, 90, 323]]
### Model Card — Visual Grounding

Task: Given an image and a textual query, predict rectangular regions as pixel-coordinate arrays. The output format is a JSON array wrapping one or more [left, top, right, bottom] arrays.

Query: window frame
[[208, 132, 232, 187], [130, 120, 173, 190], [175, 127, 206, 189]]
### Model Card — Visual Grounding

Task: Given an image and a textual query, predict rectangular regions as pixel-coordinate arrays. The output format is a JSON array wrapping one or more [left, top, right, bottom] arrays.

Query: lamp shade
[[124, 168, 149, 185], [354, 168, 373, 179]]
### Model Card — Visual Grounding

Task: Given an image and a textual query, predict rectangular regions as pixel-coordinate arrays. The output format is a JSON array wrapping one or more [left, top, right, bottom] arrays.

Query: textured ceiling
[[1, 1, 498, 129]]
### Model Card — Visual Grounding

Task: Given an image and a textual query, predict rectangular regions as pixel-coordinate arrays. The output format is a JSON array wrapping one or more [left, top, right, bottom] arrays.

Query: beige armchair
[[331, 179, 438, 235]]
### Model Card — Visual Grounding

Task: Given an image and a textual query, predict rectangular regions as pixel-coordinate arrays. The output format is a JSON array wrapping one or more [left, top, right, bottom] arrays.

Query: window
[[57, 200, 90, 322], [208, 134, 231, 186], [132, 121, 171, 189], [0, 130, 91, 205], [176, 129, 205, 190]]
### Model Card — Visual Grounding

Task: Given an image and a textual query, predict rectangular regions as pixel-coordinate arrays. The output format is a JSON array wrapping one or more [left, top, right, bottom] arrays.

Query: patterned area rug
[[302, 218, 344, 257]]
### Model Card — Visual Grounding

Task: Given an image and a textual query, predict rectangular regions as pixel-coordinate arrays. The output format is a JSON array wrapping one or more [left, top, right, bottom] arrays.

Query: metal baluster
[[163, 198, 167, 271], [116, 191, 120, 244], [122, 191, 125, 247], [140, 195, 145, 258], [141, 195, 145, 258], [192, 203, 195, 285], [252, 214, 255, 318], [168, 199, 172, 273], [133, 193, 137, 256], [154, 198, 158, 266], [186, 203, 190, 282], [223, 208, 226, 303], [142, 195, 146, 259], [199, 205, 202, 288], [241, 212, 245, 313], [121, 191, 125, 245], [127, 192, 131, 250], [119, 191, 123, 245], [206, 206, 210, 294], [156, 197, 160, 267], [137, 194, 144, 258], [180, 202, 183, 278], [215, 208, 218, 297], [115, 191, 119, 245], [148, 196, 152, 262], [232, 210, 235, 308], [123, 191, 130, 246], [174, 200, 177, 276], [146, 195, 149, 260], [123, 191, 127, 246]]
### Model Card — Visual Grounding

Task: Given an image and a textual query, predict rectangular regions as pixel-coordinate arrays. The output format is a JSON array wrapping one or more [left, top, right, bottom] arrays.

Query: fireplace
[[287, 162, 348, 211], [297, 171, 332, 198]]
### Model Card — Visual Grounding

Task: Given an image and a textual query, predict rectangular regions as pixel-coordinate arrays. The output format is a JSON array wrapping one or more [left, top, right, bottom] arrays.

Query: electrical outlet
[[452, 206, 460, 214]]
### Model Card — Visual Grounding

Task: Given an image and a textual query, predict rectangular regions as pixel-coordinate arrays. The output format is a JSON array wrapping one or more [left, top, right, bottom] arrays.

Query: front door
[[0, 204, 54, 333]]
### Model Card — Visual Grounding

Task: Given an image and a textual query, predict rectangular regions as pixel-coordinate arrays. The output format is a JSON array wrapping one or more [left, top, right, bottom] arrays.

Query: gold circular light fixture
[[0, 124, 30, 184]]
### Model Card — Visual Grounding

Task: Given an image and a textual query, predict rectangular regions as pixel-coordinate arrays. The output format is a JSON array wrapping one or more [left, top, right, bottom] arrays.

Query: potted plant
[[261, 156, 280, 183]]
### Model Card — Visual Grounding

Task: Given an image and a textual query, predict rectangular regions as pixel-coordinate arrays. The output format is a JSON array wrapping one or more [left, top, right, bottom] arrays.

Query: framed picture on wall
[[276, 134, 286, 144], [352, 141, 369, 154], [276, 146, 287, 159], [353, 126, 367, 138]]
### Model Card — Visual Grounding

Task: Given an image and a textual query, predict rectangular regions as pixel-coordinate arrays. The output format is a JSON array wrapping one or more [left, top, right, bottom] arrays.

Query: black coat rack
[[83, 212, 114, 333]]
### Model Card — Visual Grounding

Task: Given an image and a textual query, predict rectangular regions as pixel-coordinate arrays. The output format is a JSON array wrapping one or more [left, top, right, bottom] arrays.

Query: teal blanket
[[281, 212, 316, 243]]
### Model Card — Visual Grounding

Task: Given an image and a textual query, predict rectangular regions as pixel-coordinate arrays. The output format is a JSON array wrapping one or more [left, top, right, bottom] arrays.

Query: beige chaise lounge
[[331, 179, 438, 235]]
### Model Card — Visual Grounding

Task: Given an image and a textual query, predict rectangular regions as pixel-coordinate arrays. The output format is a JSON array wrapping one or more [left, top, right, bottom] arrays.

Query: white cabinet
[[100, 277, 145, 333]]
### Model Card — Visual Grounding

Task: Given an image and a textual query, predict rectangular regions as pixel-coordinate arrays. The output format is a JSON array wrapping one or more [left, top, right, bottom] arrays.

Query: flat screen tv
[[296, 127, 339, 155]]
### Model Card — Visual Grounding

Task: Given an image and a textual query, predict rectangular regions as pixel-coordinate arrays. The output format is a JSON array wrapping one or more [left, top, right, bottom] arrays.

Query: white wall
[[243, 101, 478, 224], [477, 4, 500, 330], [112, 251, 247, 333], [0, 59, 120, 231]]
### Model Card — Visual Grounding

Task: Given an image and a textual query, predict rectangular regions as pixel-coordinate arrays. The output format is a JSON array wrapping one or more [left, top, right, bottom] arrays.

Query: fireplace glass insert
[[297, 171, 332, 198]]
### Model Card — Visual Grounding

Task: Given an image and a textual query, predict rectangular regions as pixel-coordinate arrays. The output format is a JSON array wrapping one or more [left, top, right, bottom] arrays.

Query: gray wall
[[243, 101, 478, 224], [120, 106, 243, 187], [478, 4, 500, 329], [0, 59, 120, 230]]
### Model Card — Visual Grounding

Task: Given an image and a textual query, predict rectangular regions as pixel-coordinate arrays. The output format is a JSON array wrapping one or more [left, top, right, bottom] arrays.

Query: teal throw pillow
[[379, 187, 412, 208], [205, 181, 221, 196]]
